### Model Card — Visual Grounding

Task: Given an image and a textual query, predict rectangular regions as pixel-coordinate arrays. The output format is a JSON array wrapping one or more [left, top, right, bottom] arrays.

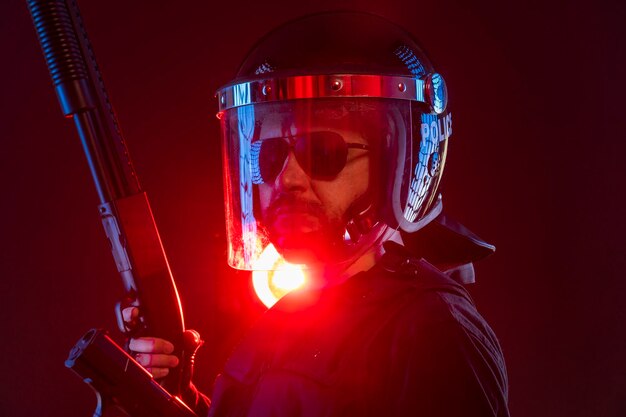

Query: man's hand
[[122, 307, 181, 379], [122, 307, 211, 414], [129, 336, 180, 379]]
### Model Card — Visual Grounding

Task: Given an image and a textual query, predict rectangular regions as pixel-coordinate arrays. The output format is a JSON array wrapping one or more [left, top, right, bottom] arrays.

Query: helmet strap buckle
[[344, 204, 377, 244]]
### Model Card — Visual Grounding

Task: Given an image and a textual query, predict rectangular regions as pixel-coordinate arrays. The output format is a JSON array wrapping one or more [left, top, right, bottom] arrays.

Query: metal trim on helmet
[[216, 73, 447, 114]]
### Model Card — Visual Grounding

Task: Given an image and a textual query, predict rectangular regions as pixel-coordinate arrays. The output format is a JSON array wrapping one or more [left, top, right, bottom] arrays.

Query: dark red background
[[1, 0, 624, 416]]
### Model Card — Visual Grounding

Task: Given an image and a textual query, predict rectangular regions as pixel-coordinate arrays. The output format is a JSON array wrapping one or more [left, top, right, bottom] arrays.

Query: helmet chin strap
[[344, 203, 377, 244], [321, 196, 442, 282], [344, 194, 443, 245], [327, 203, 390, 277], [339, 196, 444, 279]]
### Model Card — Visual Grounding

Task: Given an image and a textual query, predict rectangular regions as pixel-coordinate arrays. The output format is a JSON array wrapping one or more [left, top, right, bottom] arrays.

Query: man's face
[[257, 111, 370, 265]]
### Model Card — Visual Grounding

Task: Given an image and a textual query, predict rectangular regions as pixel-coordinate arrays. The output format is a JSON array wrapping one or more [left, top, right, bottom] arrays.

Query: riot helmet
[[216, 11, 451, 271]]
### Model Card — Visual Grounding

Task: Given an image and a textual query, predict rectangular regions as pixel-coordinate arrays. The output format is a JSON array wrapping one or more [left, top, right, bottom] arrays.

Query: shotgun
[[25, 0, 190, 410]]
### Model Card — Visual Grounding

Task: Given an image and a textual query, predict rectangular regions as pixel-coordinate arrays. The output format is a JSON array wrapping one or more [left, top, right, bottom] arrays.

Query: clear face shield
[[219, 98, 405, 270], [217, 73, 451, 305]]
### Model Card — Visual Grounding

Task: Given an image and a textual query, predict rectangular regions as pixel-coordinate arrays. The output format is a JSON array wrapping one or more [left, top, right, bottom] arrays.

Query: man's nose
[[275, 151, 309, 191]]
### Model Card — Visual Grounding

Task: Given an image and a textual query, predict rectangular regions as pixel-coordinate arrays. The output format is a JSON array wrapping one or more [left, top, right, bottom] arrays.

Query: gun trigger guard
[[114, 301, 128, 334], [115, 299, 141, 336]]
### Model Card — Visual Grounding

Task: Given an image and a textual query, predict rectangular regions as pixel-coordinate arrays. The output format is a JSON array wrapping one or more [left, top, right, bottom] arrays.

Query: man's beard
[[263, 195, 345, 265]]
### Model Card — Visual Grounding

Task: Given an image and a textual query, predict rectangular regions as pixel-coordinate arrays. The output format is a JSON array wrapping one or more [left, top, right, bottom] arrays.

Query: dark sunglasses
[[251, 131, 369, 184]]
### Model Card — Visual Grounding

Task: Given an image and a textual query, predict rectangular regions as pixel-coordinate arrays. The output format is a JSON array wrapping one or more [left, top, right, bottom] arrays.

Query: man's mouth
[[265, 198, 325, 236], [272, 211, 320, 234]]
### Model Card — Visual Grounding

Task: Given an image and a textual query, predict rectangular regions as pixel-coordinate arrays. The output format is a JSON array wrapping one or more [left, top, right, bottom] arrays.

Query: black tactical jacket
[[206, 241, 509, 417]]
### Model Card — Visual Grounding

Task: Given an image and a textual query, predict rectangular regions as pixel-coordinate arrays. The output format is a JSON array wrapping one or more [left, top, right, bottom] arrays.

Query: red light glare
[[252, 244, 306, 308]]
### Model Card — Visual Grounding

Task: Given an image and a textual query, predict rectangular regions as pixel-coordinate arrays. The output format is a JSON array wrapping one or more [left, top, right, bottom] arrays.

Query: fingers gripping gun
[[66, 329, 195, 417], [26, 1, 195, 415]]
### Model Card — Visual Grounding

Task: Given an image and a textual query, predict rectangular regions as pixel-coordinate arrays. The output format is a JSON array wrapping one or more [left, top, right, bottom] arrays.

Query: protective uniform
[[207, 241, 508, 417], [204, 11, 509, 417]]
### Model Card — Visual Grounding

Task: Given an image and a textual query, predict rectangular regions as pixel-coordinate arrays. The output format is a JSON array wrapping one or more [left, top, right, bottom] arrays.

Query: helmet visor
[[219, 98, 406, 270]]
